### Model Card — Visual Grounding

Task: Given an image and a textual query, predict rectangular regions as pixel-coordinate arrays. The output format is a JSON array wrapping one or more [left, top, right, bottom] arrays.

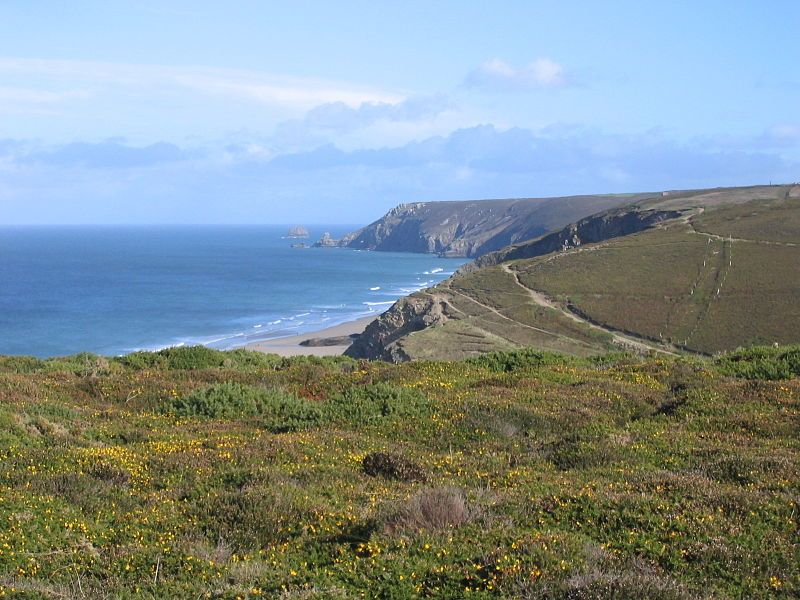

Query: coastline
[[245, 315, 375, 356]]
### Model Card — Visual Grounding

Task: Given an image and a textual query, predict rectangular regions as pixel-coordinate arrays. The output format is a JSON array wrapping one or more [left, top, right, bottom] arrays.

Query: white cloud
[[268, 95, 453, 151], [464, 58, 567, 90], [0, 57, 403, 110]]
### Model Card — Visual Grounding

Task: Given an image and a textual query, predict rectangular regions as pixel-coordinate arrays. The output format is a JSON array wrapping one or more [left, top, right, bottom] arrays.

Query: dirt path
[[687, 228, 797, 247], [684, 207, 796, 247], [444, 284, 568, 340], [500, 264, 678, 355]]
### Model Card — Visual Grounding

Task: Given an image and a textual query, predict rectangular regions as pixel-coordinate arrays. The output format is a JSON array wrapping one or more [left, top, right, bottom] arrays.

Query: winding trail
[[688, 228, 797, 247], [445, 285, 573, 341]]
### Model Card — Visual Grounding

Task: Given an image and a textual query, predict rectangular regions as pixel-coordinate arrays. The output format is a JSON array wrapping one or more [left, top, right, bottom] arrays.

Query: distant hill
[[347, 184, 800, 361], [314, 193, 652, 257]]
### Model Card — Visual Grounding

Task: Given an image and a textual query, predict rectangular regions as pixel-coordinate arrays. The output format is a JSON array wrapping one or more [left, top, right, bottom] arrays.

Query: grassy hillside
[[397, 266, 617, 361], [515, 195, 800, 353], [0, 346, 798, 598], [353, 185, 799, 360]]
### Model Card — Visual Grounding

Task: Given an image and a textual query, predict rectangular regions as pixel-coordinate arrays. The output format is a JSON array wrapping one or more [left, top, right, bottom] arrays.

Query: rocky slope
[[316, 193, 651, 257], [345, 294, 454, 362]]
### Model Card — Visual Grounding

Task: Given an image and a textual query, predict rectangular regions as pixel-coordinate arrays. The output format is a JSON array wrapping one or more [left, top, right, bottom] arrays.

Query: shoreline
[[245, 315, 375, 356]]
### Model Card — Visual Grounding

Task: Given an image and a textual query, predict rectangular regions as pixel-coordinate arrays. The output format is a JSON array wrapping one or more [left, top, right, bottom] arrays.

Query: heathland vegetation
[[0, 345, 797, 598]]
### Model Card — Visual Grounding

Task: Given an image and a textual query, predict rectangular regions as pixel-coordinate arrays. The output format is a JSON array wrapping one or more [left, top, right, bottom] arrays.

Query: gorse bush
[[328, 382, 431, 424], [466, 348, 575, 372], [544, 423, 623, 471], [1, 346, 797, 598], [133, 345, 227, 370], [167, 382, 323, 432], [0, 355, 46, 374], [166, 381, 429, 432], [38, 352, 114, 377], [116, 346, 352, 372], [195, 483, 322, 551], [715, 344, 800, 380]]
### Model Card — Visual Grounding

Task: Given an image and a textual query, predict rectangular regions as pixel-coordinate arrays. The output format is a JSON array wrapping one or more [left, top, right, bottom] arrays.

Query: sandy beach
[[245, 315, 375, 356]]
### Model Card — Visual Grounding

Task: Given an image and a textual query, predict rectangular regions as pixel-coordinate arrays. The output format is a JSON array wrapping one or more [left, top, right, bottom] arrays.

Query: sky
[[1, 1, 799, 224]]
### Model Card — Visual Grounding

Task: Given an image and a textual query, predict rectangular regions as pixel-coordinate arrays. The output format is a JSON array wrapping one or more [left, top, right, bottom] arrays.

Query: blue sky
[[1, 1, 798, 224]]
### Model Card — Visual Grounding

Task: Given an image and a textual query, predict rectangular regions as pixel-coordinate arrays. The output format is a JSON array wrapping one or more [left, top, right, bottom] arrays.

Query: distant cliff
[[315, 193, 651, 257]]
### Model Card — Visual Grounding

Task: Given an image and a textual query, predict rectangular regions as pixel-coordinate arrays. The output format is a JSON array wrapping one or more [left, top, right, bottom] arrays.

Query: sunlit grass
[[0, 345, 797, 598]]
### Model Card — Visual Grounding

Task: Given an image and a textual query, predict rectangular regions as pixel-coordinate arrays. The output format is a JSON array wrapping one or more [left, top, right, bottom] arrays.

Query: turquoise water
[[0, 226, 466, 357]]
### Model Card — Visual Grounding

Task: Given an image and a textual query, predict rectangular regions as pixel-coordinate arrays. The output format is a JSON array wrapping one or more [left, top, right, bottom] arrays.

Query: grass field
[[0, 345, 798, 598], [514, 216, 800, 353], [691, 195, 800, 244]]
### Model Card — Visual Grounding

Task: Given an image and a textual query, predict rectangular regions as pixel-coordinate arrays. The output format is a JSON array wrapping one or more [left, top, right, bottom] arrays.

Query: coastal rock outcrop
[[344, 294, 452, 361]]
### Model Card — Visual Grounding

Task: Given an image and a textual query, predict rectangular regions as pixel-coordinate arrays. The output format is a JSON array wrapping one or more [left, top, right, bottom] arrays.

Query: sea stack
[[313, 232, 339, 247], [287, 225, 309, 238]]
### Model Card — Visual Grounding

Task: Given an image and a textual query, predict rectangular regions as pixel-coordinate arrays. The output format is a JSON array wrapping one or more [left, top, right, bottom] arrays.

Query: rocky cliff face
[[316, 194, 645, 258], [344, 294, 452, 361]]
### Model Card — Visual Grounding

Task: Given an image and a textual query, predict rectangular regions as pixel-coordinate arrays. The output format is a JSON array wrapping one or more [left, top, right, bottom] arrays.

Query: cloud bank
[[2, 124, 795, 225]]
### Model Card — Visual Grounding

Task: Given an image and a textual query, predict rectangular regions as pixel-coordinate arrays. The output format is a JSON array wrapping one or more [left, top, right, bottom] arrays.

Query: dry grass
[[382, 486, 475, 534]]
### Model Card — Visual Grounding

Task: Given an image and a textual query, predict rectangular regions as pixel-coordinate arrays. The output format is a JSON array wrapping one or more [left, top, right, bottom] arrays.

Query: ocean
[[0, 226, 466, 357]]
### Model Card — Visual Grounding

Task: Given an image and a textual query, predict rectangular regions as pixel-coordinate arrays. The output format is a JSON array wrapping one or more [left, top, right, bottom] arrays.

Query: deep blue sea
[[0, 226, 466, 357]]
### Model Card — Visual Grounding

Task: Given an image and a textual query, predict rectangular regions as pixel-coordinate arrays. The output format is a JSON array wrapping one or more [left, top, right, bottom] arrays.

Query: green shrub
[[544, 423, 622, 471], [116, 346, 355, 372], [278, 354, 357, 369], [44, 352, 113, 377], [158, 345, 227, 370], [195, 483, 321, 550], [116, 350, 164, 370], [716, 345, 800, 380], [168, 382, 323, 432], [222, 348, 284, 370], [0, 355, 46, 374], [327, 383, 430, 424], [466, 348, 574, 372], [117, 345, 230, 370]]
